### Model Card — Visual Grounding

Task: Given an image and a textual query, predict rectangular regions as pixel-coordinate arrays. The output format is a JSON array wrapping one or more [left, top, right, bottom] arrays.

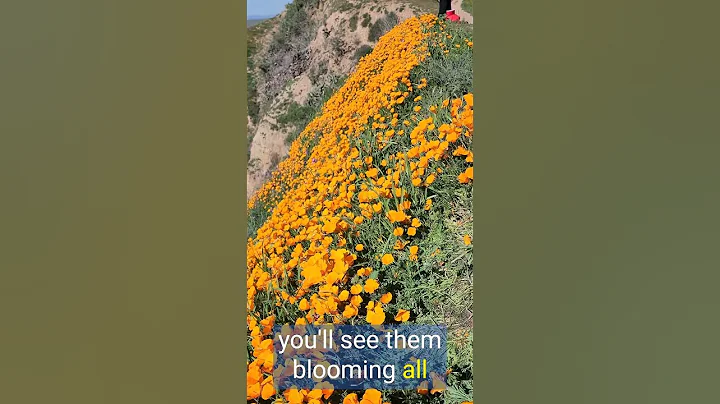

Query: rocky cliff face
[[246, 0, 434, 199]]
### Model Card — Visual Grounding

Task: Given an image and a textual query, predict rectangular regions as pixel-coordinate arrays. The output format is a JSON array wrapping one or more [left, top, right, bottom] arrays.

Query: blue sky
[[247, 0, 293, 18]]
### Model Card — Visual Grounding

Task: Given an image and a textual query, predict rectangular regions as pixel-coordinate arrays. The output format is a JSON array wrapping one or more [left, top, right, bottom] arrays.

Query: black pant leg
[[439, 0, 452, 16]]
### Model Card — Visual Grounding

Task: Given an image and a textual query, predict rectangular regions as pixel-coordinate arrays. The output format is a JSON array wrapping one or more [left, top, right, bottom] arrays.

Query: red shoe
[[446, 10, 461, 22]]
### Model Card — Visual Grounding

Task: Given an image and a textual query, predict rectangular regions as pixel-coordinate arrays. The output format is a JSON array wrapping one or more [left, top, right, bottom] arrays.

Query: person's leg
[[439, 0, 451, 16]]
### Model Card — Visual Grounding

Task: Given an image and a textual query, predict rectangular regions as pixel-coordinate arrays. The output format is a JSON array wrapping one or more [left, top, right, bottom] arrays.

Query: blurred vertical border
[[475, 1, 720, 403], [1, 0, 248, 403]]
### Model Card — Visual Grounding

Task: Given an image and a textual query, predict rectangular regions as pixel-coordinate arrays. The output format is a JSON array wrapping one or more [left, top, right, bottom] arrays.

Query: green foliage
[[349, 14, 359, 32], [354, 21, 475, 403], [368, 12, 399, 42], [247, 15, 275, 44], [361, 13, 372, 28], [353, 44, 374, 62], [256, 0, 320, 105], [306, 74, 347, 108], [413, 23, 473, 98], [335, 0, 356, 13], [247, 198, 271, 240], [330, 35, 346, 56], [247, 23, 263, 125], [399, 0, 439, 14], [269, 152, 282, 172], [309, 61, 328, 83], [277, 102, 316, 129], [462, 0, 473, 16], [247, 72, 260, 125], [280, 75, 348, 146], [278, 0, 320, 42]]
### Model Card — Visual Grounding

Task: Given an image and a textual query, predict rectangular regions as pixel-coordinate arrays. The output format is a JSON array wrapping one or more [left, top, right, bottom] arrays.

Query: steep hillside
[[246, 0, 468, 198], [247, 12, 473, 404]]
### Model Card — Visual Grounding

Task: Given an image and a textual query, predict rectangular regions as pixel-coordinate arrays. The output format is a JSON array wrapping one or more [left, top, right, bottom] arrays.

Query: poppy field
[[247, 14, 474, 404]]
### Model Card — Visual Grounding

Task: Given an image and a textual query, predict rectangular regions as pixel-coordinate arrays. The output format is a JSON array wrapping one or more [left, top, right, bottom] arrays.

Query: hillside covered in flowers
[[247, 14, 474, 404]]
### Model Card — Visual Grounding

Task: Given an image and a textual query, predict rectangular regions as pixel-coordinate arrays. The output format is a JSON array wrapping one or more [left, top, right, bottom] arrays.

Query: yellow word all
[[402, 359, 427, 379]]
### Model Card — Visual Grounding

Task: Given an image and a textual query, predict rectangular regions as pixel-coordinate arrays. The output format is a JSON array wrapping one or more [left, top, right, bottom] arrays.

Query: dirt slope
[[246, 0, 439, 199], [454, 0, 473, 23]]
